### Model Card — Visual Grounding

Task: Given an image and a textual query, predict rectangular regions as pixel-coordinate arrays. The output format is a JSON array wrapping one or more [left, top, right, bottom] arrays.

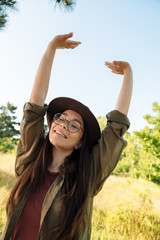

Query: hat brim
[[47, 97, 101, 150]]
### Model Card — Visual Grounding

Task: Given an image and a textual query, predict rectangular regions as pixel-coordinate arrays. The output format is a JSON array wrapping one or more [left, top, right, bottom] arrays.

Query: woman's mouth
[[54, 130, 67, 138]]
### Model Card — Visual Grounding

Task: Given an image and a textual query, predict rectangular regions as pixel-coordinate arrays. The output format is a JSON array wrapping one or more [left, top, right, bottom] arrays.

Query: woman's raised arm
[[30, 33, 81, 106], [105, 61, 133, 116]]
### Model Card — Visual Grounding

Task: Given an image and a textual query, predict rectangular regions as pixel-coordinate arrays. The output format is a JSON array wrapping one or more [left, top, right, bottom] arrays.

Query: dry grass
[[0, 153, 16, 176], [94, 175, 160, 214], [0, 153, 160, 239], [92, 175, 160, 240]]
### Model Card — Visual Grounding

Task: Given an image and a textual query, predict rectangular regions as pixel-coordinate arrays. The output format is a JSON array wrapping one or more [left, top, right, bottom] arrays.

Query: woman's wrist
[[48, 39, 57, 51], [124, 64, 133, 75]]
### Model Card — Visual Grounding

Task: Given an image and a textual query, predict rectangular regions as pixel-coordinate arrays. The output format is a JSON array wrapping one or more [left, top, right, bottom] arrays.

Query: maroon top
[[11, 171, 59, 240]]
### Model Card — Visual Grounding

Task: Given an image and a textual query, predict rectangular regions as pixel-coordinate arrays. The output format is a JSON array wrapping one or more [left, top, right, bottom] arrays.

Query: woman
[[2, 33, 133, 240]]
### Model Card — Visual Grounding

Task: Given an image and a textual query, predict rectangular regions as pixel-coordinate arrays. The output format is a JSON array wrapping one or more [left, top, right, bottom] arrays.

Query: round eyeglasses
[[53, 113, 84, 133]]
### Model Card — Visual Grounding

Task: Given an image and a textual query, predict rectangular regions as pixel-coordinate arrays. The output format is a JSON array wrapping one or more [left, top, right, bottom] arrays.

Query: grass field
[[0, 153, 160, 239]]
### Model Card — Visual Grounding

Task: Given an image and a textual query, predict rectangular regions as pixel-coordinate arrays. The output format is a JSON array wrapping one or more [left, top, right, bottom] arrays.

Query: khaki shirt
[[1, 102, 130, 240]]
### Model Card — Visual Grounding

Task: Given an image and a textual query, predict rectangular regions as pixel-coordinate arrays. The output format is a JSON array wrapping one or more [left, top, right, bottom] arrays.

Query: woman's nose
[[59, 121, 68, 129]]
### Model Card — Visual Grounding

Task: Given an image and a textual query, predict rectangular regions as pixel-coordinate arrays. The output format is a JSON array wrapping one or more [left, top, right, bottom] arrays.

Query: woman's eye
[[59, 118, 65, 122], [71, 123, 78, 129]]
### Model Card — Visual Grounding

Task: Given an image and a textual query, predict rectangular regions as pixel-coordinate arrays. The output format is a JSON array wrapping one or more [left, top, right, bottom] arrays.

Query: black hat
[[47, 97, 101, 150]]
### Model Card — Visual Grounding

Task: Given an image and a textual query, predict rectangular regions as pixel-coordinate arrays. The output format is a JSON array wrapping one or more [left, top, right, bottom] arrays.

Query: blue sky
[[0, 0, 160, 133]]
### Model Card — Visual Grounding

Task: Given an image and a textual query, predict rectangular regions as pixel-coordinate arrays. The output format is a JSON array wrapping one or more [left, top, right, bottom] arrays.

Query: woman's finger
[[105, 61, 112, 66], [66, 40, 81, 44], [63, 32, 73, 39], [66, 41, 81, 48], [105, 62, 114, 70]]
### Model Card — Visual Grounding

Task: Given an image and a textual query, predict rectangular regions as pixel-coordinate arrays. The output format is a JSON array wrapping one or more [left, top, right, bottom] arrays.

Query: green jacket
[[1, 102, 130, 240]]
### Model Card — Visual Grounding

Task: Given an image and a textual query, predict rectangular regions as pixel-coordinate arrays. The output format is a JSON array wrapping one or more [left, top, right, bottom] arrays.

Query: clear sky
[[0, 0, 160, 133]]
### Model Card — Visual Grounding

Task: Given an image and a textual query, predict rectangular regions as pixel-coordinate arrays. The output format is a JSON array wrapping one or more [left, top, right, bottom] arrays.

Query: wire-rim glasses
[[53, 113, 84, 133]]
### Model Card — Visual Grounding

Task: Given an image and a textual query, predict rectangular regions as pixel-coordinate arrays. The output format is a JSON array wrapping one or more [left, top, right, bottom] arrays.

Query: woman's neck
[[48, 147, 72, 172]]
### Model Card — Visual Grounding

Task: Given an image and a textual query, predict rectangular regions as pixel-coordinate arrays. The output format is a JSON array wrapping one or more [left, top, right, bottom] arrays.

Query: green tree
[[113, 132, 141, 178], [0, 0, 75, 30], [0, 102, 20, 153], [0, 102, 20, 138], [134, 102, 160, 183], [136, 102, 160, 159], [97, 116, 106, 131], [54, 0, 75, 10], [114, 102, 160, 184], [0, 0, 17, 29]]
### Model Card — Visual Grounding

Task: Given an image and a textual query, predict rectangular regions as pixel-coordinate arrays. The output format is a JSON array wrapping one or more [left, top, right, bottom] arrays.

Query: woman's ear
[[75, 141, 83, 150]]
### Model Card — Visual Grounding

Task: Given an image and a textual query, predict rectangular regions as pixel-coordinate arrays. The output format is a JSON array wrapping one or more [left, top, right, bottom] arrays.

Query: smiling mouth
[[54, 130, 67, 138]]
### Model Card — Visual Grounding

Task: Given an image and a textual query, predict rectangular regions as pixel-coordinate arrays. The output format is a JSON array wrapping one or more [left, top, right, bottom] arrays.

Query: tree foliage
[[0, 0, 76, 30], [0, 0, 17, 29], [0, 102, 20, 152], [53, 0, 76, 11], [0, 137, 18, 153], [97, 116, 106, 131], [136, 102, 160, 159], [0, 102, 20, 138], [113, 102, 160, 184], [134, 102, 160, 183]]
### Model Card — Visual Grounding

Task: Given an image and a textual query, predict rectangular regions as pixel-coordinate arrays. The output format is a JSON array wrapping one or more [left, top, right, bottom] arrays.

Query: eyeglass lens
[[53, 113, 81, 133]]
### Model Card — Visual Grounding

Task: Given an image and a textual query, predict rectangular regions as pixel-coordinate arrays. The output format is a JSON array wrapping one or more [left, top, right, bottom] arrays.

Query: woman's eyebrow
[[63, 113, 82, 125], [73, 119, 82, 125]]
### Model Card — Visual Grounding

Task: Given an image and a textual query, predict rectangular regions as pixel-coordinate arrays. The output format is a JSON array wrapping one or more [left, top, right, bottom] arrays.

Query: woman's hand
[[50, 32, 81, 49], [30, 33, 81, 106], [105, 61, 132, 75], [105, 60, 133, 115]]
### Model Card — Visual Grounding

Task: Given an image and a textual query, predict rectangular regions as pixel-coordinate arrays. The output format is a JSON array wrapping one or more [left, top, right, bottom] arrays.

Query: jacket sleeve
[[15, 102, 48, 176], [90, 110, 130, 196]]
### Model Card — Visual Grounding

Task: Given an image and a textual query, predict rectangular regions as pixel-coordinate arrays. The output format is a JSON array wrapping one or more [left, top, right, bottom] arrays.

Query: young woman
[[2, 33, 133, 240]]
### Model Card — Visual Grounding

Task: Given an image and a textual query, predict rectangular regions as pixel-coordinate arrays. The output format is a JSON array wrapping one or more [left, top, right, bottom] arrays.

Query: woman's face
[[49, 109, 84, 153]]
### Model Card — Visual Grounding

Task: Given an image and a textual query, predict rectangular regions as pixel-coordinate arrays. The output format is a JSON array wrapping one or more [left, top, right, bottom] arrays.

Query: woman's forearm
[[115, 68, 133, 115], [29, 33, 81, 107], [30, 43, 56, 106], [105, 61, 133, 116]]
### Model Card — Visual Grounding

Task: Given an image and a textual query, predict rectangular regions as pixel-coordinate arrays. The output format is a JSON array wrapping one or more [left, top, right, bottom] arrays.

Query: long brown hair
[[6, 124, 92, 239]]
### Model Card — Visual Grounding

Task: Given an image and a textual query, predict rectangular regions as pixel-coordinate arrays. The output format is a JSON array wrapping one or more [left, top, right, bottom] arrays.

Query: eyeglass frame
[[52, 113, 84, 133]]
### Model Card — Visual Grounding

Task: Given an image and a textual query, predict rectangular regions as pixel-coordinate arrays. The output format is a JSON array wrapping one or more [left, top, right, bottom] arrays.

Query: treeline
[[98, 102, 160, 184], [0, 102, 160, 184], [0, 102, 19, 152]]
